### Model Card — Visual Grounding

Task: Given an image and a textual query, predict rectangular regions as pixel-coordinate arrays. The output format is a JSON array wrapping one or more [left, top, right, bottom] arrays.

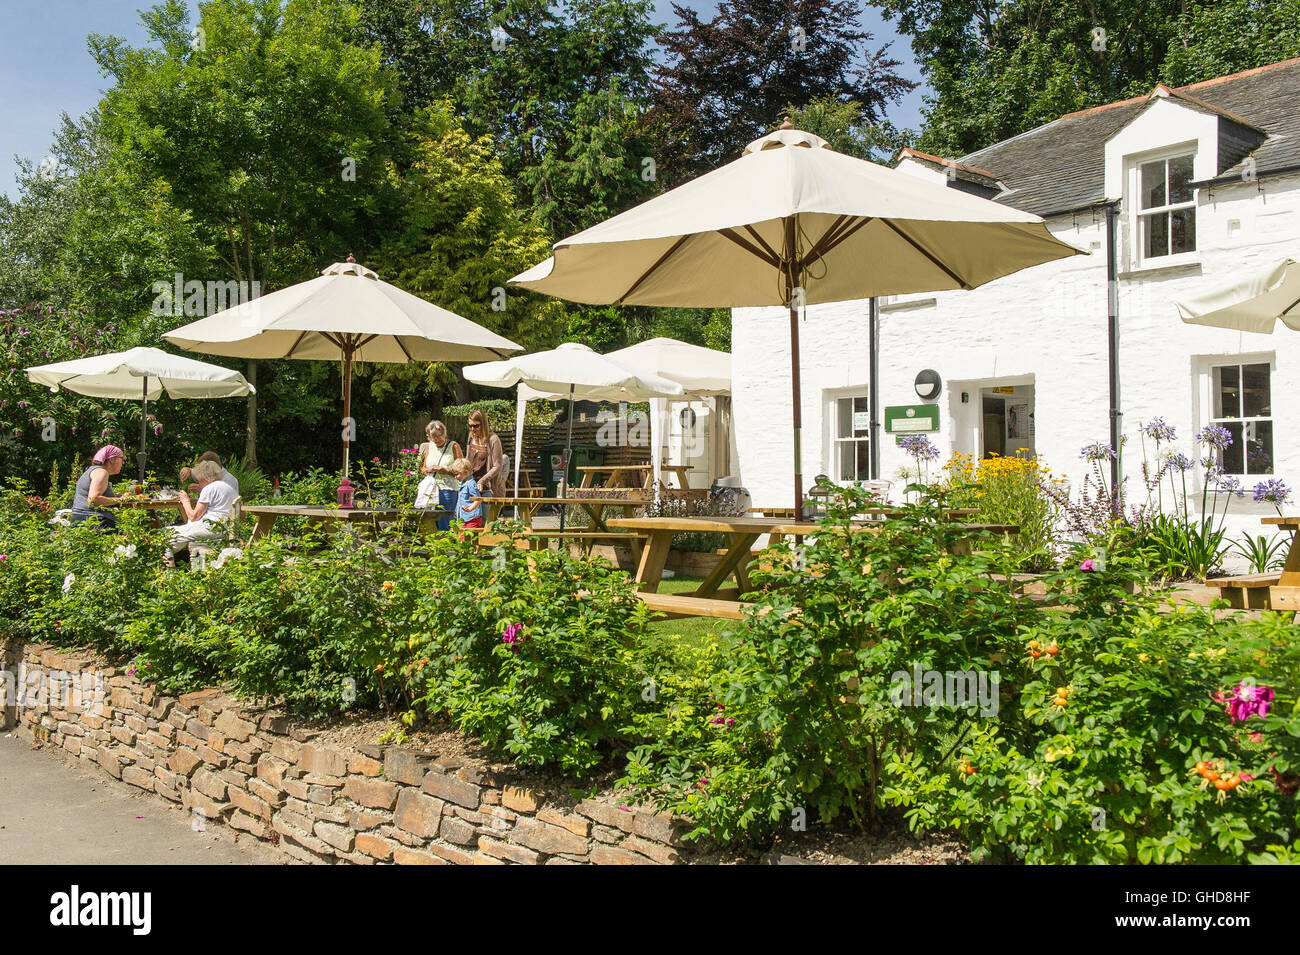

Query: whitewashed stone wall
[[733, 172, 1300, 565]]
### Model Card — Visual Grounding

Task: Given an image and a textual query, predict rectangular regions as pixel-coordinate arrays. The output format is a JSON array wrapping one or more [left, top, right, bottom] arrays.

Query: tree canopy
[[874, 0, 1300, 156]]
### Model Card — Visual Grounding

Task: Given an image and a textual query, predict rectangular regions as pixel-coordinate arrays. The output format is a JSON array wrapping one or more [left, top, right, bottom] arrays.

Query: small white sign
[[891, 418, 931, 432], [852, 411, 870, 432]]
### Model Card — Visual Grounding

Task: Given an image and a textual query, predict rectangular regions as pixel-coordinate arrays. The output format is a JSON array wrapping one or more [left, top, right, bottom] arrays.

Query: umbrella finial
[[779, 116, 795, 131], [346, 252, 356, 264]]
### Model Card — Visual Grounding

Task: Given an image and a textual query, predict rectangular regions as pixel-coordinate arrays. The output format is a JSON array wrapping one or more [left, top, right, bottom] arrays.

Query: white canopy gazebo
[[603, 338, 731, 494], [462, 342, 684, 527]]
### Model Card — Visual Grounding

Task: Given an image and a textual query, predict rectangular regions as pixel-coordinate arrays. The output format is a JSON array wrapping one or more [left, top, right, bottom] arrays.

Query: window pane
[[1214, 365, 1241, 419], [1141, 160, 1166, 209], [1245, 420, 1274, 475], [837, 397, 852, 439], [1220, 421, 1244, 474], [855, 440, 870, 480], [1170, 207, 1196, 254], [853, 396, 869, 437], [1168, 156, 1194, 204], [1144, 212, 1169, 258], [1242, 363, 1271, 417], [838, 442, 854, 482]]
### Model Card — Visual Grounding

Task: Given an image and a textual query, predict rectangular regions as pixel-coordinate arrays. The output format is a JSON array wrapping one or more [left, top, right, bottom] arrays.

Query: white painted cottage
[[732, 57, 1300, 552]]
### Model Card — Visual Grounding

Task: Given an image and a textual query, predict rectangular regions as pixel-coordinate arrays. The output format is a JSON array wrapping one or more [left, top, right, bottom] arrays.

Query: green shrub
[[622, 487, 1030, 843], [401, 524, 655, 774]]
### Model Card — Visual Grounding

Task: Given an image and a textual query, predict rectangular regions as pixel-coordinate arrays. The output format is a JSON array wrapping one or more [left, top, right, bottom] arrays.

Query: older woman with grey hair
[[168, 459, 239, 561], [415, 419, 461, 530]]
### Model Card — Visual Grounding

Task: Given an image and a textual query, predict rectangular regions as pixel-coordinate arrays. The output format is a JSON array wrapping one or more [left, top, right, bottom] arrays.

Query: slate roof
[[944, 58, 1300, 219]]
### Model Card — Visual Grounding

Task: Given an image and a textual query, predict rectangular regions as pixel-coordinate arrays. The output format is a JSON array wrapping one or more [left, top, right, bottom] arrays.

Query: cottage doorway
[[978, 384, 1035, 460]]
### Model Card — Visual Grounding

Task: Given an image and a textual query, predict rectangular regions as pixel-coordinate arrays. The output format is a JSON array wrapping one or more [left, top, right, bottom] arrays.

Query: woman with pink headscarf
[[70, 445, 124, 529]]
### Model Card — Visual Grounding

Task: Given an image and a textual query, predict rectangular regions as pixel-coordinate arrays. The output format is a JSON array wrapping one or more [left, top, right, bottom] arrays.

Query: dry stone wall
[[1, 643, 682, 865]]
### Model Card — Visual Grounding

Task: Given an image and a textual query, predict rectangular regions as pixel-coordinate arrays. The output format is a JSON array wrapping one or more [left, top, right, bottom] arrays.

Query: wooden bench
[[474, 529, 645, 556], [1206, 572, 1280, 609], [636, 591, 754, 620]]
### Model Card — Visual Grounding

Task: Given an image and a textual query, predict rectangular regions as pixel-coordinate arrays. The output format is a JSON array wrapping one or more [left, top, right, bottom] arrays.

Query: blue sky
[[0, 0, 929, 200]]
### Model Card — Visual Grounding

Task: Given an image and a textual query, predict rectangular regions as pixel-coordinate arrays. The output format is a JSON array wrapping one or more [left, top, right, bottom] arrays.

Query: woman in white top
[[414, 420, 462, 530], [169, 459, 238, 558]]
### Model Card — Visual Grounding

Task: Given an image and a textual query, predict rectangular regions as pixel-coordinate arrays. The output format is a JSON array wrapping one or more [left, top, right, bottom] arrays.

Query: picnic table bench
[[1244, 515, 1300, 611], [608, 515, 1019, 619], [242, 505, 448, 544], [475, 495, 646, 532], [473, 527, 647, 556], [577, 463, 694, 491], [1206, 572, 1280, 609]]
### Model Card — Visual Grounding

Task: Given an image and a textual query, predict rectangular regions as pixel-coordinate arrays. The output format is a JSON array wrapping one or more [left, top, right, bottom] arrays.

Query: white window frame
[[1196, 353, 1276, 479], [825, 390, 871, 486], [1128, 146, 1198, 267]]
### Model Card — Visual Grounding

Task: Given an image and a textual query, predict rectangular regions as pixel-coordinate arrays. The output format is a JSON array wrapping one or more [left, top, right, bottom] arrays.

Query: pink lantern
[[337, 476, 355, 509]]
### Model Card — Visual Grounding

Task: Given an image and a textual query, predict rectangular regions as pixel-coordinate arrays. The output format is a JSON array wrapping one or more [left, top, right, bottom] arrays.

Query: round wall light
[[914, 369, 942, 401]]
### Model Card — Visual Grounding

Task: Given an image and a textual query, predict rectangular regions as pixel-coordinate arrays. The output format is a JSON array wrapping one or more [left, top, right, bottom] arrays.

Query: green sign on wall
[[884, 404, 940, 436]]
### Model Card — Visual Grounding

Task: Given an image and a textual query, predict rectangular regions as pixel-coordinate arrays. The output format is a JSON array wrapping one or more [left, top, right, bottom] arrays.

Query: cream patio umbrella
[[511, 121, 1083, 513], [462, 342, 684, 528], [164, 257, 522, 476], [1177, 259, 1300, 333], [26, 346, 255, 481], [604, 337, 731, 496]]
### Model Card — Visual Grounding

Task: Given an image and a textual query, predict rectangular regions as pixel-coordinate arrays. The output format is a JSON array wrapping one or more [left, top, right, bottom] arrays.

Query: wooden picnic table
[[1260, 516, 1300, 610], [576, 463, 694, 491], [101, 496, 183, 528], [747, 505, 979, 521], [607, 516, 1020, 617], [242, 505, 448, 544], [476, 495, 647, 533]]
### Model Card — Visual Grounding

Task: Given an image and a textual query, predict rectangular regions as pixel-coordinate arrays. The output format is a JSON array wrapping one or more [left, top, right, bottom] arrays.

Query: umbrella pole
[[785, 216, 803, 519], [342, 345, 354, 478], [138, 375, 148, 484], [560, 384, 574, 532]]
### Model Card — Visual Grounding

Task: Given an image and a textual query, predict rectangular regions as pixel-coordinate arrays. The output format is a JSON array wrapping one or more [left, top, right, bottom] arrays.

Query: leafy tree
[[875, 0, 1300, 156], [785, 95, 911, 162], [367, 102, 566, 403], [90, 0, 399, 290], [361, 0, 661, 237], [1160, 0, 1300, 86], [649, 0, 915, 184]]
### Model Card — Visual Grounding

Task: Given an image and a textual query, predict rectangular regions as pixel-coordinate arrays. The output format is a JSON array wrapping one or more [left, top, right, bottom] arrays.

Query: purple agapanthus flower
[[1140, 417, 1177, 443], [1253, 479, 1291, 505], [1196, 425, 1233, 451], [899, 434, 940, 461], [1225, 681, 1274, 722], [1080, 442, 1116, 462], [1210, 471, 1243, 494], [1163, 452, 1195, 473]]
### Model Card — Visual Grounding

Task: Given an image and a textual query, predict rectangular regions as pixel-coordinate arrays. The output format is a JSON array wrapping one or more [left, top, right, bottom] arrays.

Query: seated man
[[168, 460, 238, 560], [179, 451, 238, 496]]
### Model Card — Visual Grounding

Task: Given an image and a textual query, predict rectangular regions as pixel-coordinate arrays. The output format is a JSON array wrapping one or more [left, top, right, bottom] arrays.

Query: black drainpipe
[[1105, 202, 1121, 489], [868, 296, 880, 480]]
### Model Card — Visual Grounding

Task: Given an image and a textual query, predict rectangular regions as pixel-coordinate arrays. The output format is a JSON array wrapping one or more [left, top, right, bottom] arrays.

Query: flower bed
[[1, 480, 1297, 863]]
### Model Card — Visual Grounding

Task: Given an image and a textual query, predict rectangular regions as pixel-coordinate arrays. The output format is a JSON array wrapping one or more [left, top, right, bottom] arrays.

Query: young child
[[450, 458, 483, 529]]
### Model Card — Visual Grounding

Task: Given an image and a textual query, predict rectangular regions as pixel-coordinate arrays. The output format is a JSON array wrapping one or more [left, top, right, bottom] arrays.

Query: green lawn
[[642, 576, 738, 646]]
